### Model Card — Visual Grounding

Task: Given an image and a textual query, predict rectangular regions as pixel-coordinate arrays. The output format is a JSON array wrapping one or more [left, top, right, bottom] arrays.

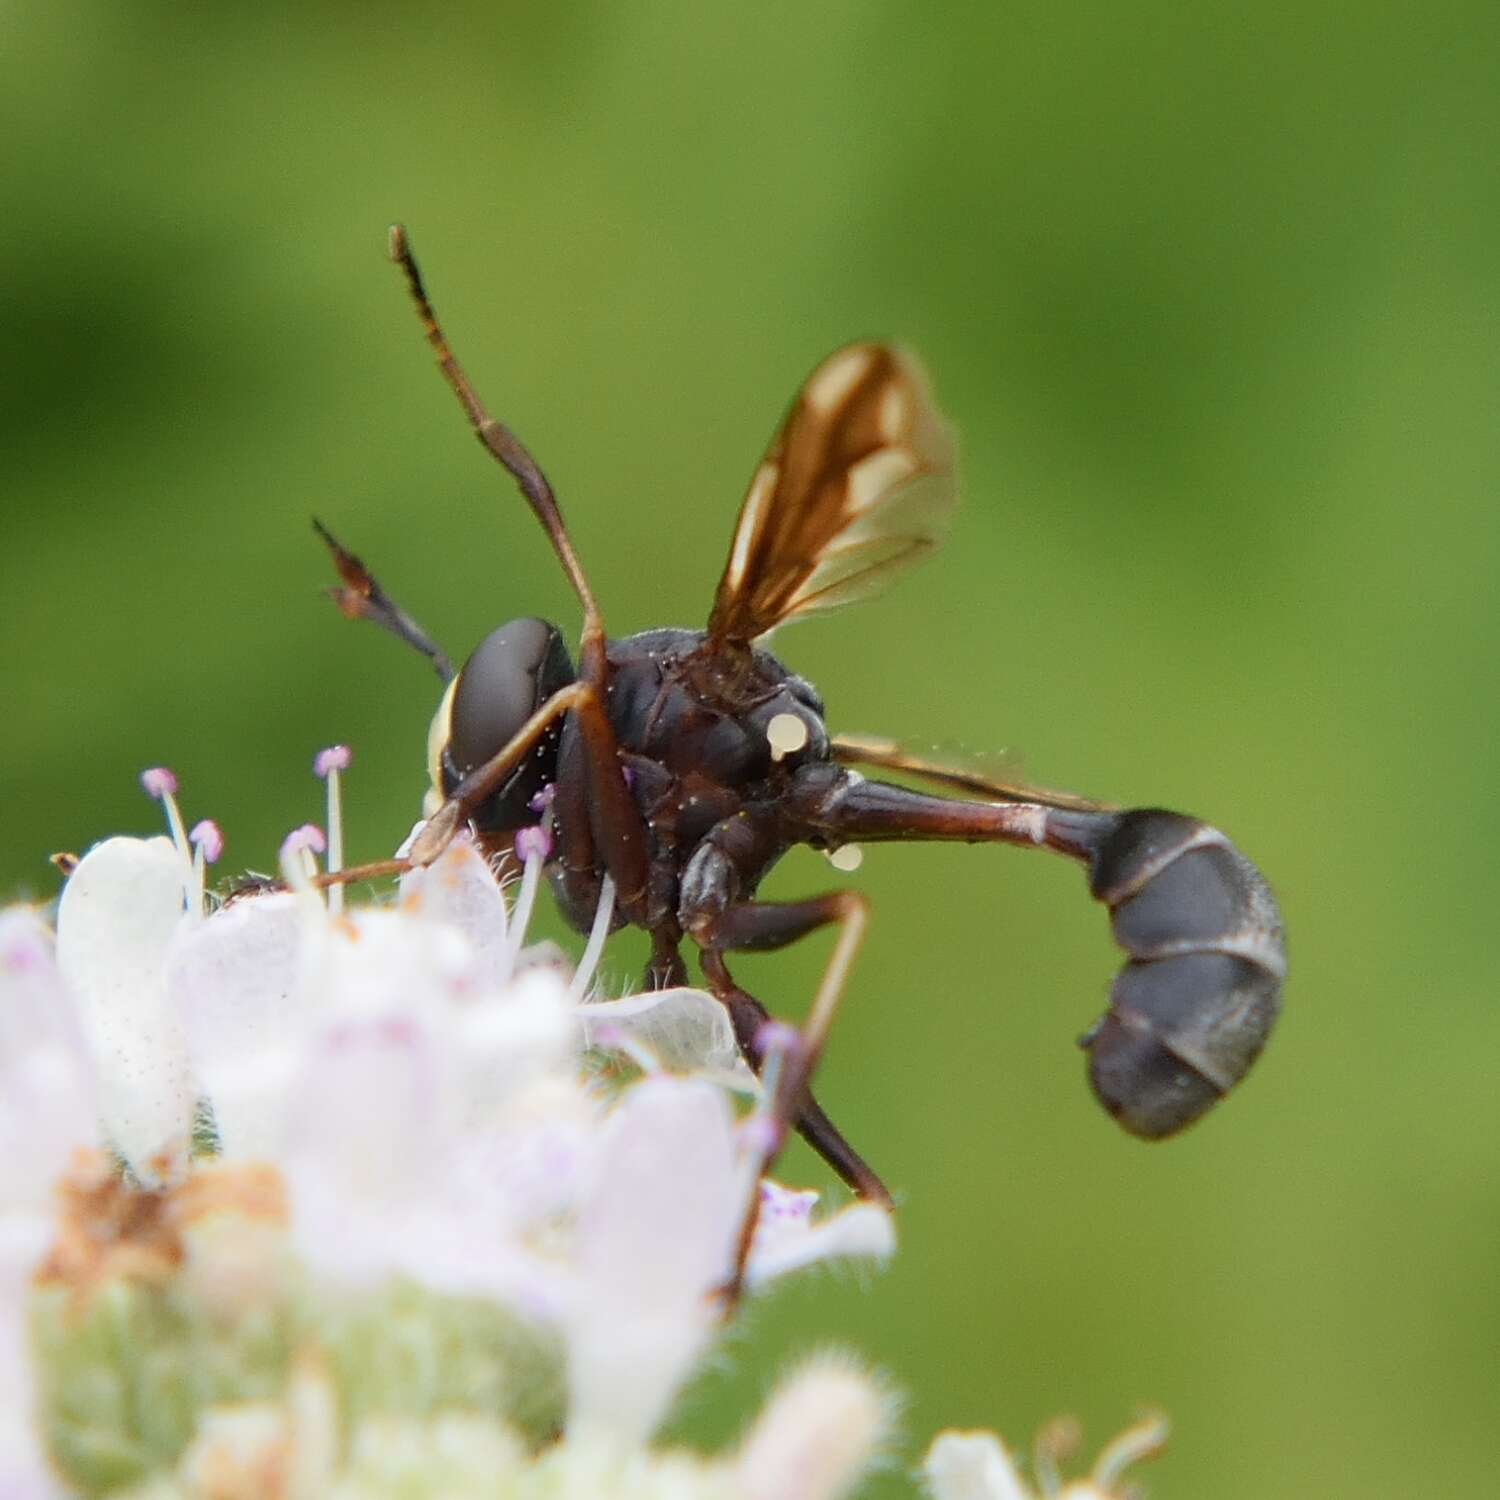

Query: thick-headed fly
[[318, 226, 1286, 1206]]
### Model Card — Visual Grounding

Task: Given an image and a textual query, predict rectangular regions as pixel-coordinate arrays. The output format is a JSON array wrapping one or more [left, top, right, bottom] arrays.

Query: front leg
[[575, 633, 651, 918]]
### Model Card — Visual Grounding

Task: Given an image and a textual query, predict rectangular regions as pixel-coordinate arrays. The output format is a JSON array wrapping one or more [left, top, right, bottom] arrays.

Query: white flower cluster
[[0, 759, 1165, 1499]]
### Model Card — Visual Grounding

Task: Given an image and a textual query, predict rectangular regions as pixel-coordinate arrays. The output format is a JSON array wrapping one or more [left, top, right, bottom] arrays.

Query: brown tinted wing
[[830, 734, 1117, 812], [707, 344, 956, 645]]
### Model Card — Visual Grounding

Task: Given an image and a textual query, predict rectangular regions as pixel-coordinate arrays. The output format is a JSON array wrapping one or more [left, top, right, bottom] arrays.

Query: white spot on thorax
[[767, 712, 810, 761]]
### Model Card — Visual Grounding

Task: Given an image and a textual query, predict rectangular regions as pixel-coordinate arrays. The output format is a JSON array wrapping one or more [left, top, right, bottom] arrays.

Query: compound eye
[[446, 618, 574, 798]]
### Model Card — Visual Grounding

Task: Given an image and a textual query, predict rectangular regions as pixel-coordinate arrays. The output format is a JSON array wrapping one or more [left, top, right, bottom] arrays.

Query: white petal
[[276, 1014, 534, 1296], [737, 1353, 892, 1500], [0, 909, 95, 1214], [56, 837, 194, 1183], [0, 1215, 71, 1498], [310, 906, 474, 1019], [398, 840, 512, 987], [472, 1088, 595, 1227], [288, 1015, 442, 1203], [393, 818, 429, 858], [0, 1442, 69, 1500], [922, 1431, 1032, 1500], [447, 967, 576, 1129], [222, 896, 579, 1296], [278, 1008, 568, 1312], [280, 1011, 446, 1284], [167, 891, 304, 1159], [747, 1198, 896, 1287], [567, 1077, 739, 1447], [753, 1179, 818, 1234], [575, 1077, 739, 1305], [314, 911, 575, 1133], [578, 987, 756, 1088]]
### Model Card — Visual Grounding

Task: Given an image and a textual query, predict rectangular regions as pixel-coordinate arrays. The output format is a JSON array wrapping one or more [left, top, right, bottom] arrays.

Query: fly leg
[[698, 944, 886, 1203], [678, 815, 890, 1205], [645, 925, 689, 989]]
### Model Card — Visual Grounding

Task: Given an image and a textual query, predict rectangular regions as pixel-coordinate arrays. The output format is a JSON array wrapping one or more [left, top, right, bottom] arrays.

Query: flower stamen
[[1034, 1415, 1080, 1497], [509, 821, 553, 958], [314, 745, 352, 914], [1091, 1411, 1169, 1490], [568, 874, 616, 1001], [279, 824, 327, 897], [142, 764, 194, 876], [189, 819, 224, 921], [141, 766, 216, 919]]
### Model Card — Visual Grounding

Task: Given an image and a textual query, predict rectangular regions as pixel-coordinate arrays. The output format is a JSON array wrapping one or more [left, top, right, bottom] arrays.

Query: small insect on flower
[[319, 227, 1287, 1206]]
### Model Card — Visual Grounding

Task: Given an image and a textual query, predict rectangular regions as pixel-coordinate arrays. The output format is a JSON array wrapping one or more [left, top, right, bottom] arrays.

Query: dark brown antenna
[[314, 518, 454, 682], [388, 224, 602, 635]]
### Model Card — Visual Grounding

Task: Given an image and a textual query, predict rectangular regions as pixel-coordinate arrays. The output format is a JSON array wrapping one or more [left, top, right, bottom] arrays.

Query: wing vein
[[707, 344, 957, 645]]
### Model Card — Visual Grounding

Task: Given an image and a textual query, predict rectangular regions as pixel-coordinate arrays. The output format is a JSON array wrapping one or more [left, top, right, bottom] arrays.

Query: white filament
[[569, 874, 616, 1001]]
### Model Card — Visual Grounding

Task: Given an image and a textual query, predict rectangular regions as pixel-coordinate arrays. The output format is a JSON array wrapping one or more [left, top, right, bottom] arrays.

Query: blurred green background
[[4, 2, 1498, 1494]]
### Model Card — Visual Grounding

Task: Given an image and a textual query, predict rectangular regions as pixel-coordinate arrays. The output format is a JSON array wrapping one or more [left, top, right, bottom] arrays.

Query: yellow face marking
[[425, 676, 458, 812]]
